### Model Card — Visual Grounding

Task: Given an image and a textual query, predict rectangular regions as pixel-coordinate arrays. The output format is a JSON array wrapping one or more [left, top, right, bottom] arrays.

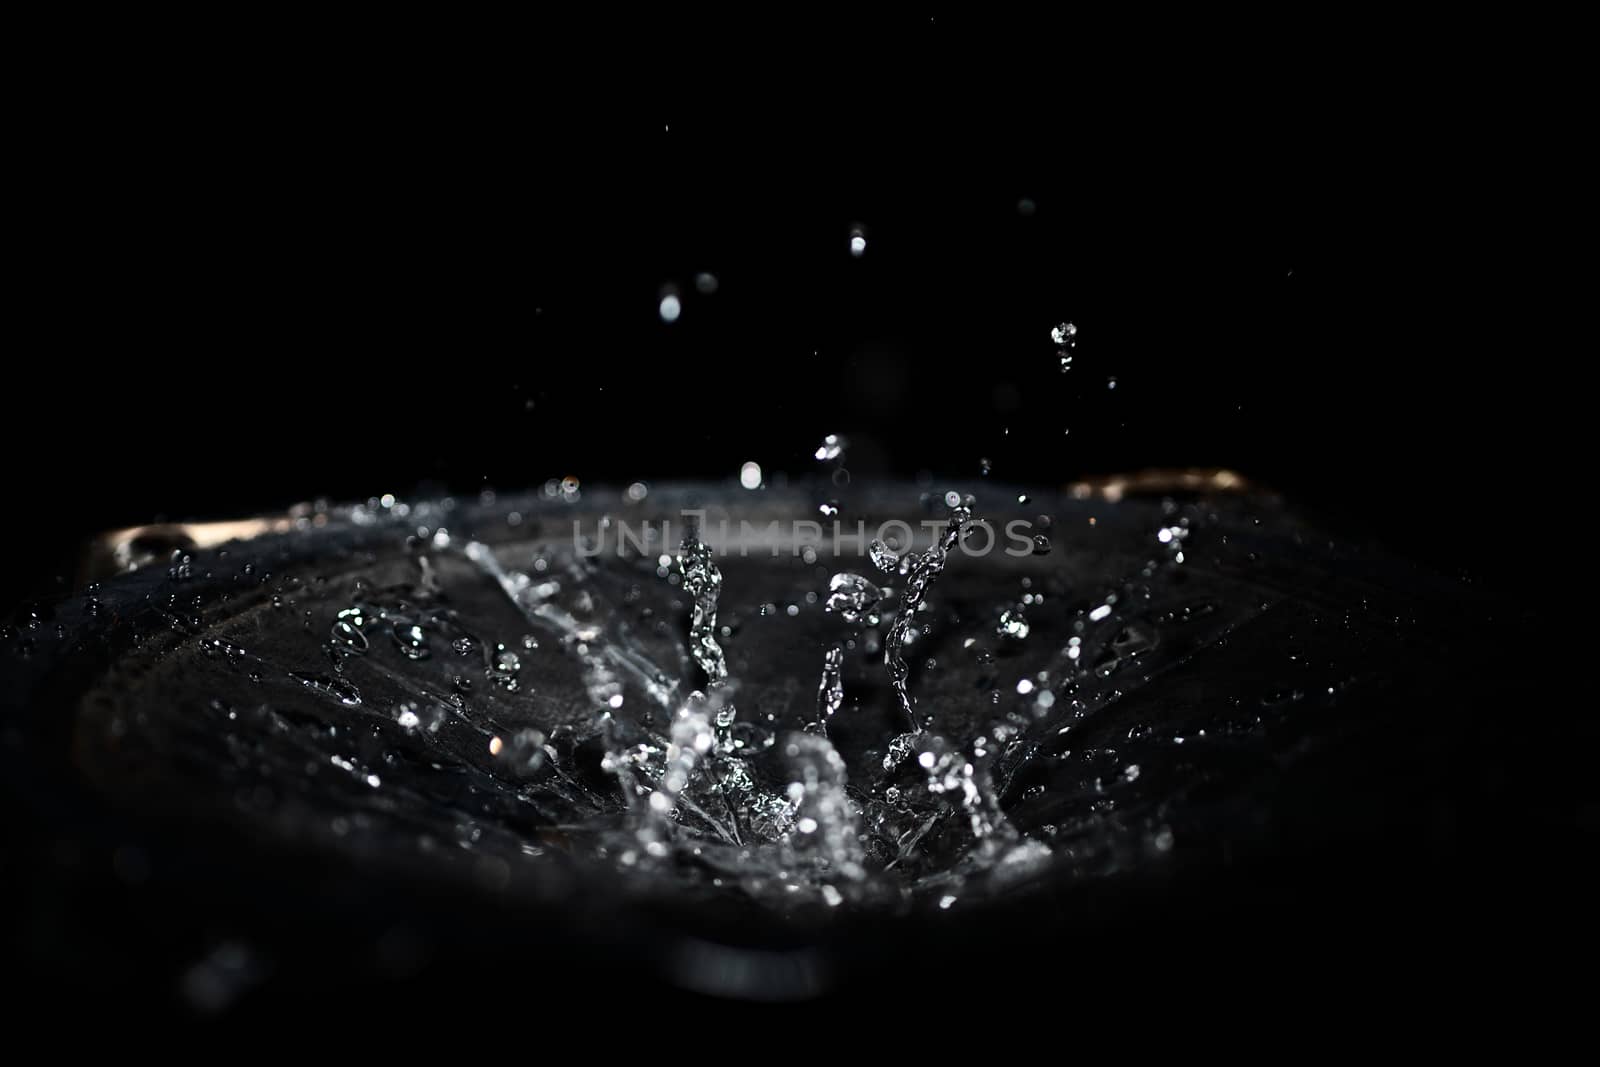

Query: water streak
[[812, 645, 844, 735], [879, 505, 971, 732]]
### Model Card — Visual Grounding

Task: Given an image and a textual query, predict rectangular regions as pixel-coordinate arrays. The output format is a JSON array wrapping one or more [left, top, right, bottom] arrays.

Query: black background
[[0, 27, 1572, 618]]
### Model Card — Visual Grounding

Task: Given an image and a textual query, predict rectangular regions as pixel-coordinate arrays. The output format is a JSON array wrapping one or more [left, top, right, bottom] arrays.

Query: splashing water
[[677, 534, 728, 686], [675, 533, 739, 752], [916, 734, 1008, 844], [781, 734, 864, 883], [60, 480, 1352, 924], [868, 539, 902, 573], [824, 572, 884, 625], [812, 645, 844, 735], [879, 504, 971, 733]]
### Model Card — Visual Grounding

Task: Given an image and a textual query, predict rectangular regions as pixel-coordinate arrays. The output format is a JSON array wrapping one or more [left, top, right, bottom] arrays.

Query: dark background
[[1, 30, 1572, 618]]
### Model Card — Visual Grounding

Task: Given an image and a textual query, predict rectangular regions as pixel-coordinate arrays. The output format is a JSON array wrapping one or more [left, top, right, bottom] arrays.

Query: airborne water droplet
[[825, 573, 884, 625], [812, 646, 845, 733], [867, 540, 900, 574], [814, 434, 847, 462], [997, 609, 1031, 641], [1051, 322, 1077, 345]]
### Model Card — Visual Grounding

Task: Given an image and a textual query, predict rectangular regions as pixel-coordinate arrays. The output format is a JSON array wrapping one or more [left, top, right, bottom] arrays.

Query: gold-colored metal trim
[[1066, 468, 1254, 502], [80, 518, 295, 585]]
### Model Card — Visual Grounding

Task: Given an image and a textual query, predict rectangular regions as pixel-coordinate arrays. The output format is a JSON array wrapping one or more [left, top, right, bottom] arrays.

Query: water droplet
[[659, 293, 681, 323], [814, 434, 847, 462], [1051, 322, 1077, 345], [813, 646, 845, 732], [883, 732, 917, 771], [676, 536, 729, 688], [290, 672, 361, 705], [392, 623, 430, 660], [739, 462, 762, 490], [1031, 535, 1052, 556], [330, 608, 369, 654], [825, 573, 884, 625], [867, 540, 900, 574], [997, 609, 1030, 641]]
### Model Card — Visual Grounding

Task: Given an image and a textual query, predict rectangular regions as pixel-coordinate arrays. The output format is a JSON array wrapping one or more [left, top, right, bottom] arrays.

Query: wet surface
[[0, 481, 1558, 1007]]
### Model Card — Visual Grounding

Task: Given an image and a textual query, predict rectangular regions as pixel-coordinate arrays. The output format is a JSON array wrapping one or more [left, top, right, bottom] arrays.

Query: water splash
[[676, 535, 728, 686], [83, 488, 1362, 916], [675, 533, 738, 749], [650, 702, 716, 826], [867, 539, 901, 573], [880, 504, 971, 732], [462, 541, 678, 709], [916, 734, 1009, 843], [824, 572, 884, 625], [781, 733, 865, 883], [811, 645, 845, 735]]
